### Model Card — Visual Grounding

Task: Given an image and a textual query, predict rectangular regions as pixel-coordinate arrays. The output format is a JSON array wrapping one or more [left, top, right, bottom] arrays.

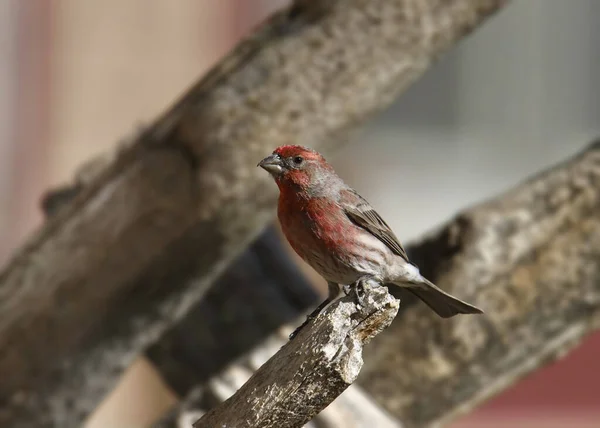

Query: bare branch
[[193, 282, 399, 428], [155, 330, 402, 428], [358, 140, 600, 427], [0, 0, 509, 426]]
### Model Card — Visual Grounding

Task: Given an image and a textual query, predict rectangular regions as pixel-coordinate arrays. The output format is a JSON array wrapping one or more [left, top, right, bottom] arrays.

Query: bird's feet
[[354, 277, 368, 306], [344, 276, 380, 307]]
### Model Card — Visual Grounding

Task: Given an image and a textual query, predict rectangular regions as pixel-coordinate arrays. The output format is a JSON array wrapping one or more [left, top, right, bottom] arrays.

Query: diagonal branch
[[154, 327, 402, 428], [359, 140, 600, 427], [0, 0, 509, 426], [193, 282, 399, 428]]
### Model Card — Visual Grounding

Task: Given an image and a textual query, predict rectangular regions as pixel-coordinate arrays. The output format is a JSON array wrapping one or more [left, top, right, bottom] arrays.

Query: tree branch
[[159, 140, 600, 428], [0, 0, 509, 426], [358, 140, 600, 427], [155, 330, 402, 428], [193, 282, 399, 428]]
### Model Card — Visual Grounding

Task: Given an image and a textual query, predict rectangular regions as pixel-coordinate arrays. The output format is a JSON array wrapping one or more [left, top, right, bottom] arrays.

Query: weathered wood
[[358, 140, 600, 427], [142, 225, 396, 428], [193, 281, 399, 428], [155, 329, 401, 428], [0, 0, 509, 426]]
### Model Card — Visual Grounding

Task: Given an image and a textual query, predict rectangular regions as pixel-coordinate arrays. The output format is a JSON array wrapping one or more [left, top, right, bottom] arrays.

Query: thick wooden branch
[[193, 283, 399, 428], [0, 0, 509, 426], [144, 228, 398, 428], [358, 140, 600, 427], [155, 330, 401, 428]]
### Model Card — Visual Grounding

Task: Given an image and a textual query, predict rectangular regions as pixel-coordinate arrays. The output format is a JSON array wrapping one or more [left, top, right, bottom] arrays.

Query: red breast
[[277, 185, 347, 259]]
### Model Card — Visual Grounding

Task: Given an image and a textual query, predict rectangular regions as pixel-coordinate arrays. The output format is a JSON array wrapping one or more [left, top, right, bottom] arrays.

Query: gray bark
[[358, 140, 600, 427], [0, 0, 509, 426], [155, 331, 402, 428], [193, 282, 399, 428]]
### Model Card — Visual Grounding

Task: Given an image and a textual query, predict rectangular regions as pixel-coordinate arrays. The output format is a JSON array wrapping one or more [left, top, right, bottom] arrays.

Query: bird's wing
[[341, 189, 410, 262]]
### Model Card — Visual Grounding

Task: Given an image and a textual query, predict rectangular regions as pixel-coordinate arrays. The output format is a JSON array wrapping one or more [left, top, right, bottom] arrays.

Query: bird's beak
[[257, 154, 283, 175]]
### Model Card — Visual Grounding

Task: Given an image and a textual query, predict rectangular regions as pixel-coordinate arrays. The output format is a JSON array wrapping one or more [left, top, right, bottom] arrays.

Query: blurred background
[[1, 0, 599, 427]]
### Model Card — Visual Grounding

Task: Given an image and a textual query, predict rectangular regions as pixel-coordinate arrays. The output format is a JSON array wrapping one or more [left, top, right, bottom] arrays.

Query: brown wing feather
[[343, 191, 409, 262]]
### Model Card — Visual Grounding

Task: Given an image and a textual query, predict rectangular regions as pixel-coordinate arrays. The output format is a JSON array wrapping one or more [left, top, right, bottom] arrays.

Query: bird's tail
[[404, 279, 483, 318]]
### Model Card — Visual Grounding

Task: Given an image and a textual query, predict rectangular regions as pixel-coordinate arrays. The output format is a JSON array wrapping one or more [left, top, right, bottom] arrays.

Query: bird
[[258, 145, 483, 337]]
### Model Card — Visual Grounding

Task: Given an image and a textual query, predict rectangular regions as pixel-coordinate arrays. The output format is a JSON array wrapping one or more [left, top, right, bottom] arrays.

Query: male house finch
[[258, 145, 482, 336]]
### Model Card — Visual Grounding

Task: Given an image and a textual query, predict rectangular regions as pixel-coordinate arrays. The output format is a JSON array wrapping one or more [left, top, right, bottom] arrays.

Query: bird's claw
[[353, 276, 379, 307], [355, 280, 367, 306], [289, 279, 377, 340], [343, 282, 366, 305]]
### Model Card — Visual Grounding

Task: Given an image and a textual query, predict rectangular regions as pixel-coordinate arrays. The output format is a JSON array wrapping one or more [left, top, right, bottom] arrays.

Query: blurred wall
[[0, 0, 52, 263], [0, 0, 599, 427], [0, 0, 17, 252]]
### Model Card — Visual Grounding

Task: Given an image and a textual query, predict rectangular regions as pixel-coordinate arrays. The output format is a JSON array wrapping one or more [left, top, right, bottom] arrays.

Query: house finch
[[258, 145, 482, 337]]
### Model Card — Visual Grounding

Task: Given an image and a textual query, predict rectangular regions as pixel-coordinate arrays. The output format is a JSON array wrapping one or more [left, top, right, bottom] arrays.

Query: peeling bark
[[359, 141, 600, 427], [193, 282, 399, 428], [155, 331, 402, 428]]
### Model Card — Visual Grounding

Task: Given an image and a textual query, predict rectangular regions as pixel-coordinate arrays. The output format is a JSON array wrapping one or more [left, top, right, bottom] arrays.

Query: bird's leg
[[353, 276, 379, 307], [355, 279, 367, 307], [289, 281, 340, 340]]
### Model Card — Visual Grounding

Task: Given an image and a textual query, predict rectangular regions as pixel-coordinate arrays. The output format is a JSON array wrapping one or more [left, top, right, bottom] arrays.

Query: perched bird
[[258, 145, 482, 336]]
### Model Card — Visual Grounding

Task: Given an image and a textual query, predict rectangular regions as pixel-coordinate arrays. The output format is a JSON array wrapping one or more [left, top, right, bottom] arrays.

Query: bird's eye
[[293, 156, 304, 165]]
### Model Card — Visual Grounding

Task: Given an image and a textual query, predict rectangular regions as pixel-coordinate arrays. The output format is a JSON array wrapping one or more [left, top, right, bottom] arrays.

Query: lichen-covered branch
[[358, 140, 600, 427], [0, 0, 509, 426], [192, 283, 399, 428], [155, 329, 401, 428]]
